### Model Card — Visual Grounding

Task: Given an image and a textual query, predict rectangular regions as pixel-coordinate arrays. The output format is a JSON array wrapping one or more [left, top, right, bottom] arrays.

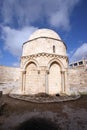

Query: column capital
[[61, 70, 65, 74], [21, 69, 26, 74], [46, 70, 49, 74], [23, 71, 26, 74], [38, 70, 40, 74]]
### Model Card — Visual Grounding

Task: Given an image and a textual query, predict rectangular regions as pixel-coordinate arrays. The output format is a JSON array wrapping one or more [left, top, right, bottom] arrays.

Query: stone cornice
[[21, 53, 68, 60]]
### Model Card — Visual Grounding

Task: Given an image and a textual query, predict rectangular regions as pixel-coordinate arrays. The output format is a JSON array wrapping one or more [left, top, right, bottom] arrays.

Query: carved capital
[[23, 71, 26, 74], [38, 70, 40, 74], [46, 70, 49, 74], [61, 71, 65, 74]]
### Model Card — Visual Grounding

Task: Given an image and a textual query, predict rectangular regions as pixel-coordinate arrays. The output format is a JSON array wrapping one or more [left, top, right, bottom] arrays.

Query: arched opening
[[25, 62, 39, 94], [48, 61, 61, 95]]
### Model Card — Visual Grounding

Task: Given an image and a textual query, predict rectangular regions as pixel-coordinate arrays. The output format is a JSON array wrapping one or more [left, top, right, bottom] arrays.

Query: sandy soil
[[0, 95, 87, 130]]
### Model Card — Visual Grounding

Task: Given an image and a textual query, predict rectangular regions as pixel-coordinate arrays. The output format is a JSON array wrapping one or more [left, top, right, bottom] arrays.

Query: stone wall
[[68, 67, 87, 94], [0, 66, 20, 94], [0, 65, 87, 95]]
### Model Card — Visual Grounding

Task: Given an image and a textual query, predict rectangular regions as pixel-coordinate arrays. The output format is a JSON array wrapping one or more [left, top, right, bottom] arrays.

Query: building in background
[[69, 59, 87, 68]]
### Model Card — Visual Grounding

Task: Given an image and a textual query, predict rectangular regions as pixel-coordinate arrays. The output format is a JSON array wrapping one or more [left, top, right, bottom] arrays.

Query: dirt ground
[[0, 95, 87, 130]]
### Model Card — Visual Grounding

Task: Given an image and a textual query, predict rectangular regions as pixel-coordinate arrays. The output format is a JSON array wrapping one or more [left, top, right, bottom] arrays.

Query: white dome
[[29, 29, 61, 40], [22, 28, 66, 57]]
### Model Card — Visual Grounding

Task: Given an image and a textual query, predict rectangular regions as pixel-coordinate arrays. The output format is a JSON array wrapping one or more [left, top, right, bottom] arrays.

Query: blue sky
[[0, 0, 87, 67]]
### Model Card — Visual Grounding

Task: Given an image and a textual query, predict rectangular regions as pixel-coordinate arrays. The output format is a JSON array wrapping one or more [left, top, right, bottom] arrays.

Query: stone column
[[38, 69, 40, 93], [21, 71, 23, 92], [45, 70, 49, 94], [21, 70, 26, 93], [39, 66, 47, 93], [61, 71, 65, 93]]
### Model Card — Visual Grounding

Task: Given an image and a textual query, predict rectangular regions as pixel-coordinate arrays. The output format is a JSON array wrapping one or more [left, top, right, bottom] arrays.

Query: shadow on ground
[[15, 117, 61, 130], [0, 95, 87, 130]]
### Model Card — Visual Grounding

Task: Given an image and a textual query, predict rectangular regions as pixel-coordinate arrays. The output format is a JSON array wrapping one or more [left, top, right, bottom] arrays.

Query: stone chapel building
[[20, 29, 68, 95]]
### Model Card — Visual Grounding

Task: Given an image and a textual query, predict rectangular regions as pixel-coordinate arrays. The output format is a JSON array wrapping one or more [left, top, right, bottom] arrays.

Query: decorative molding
[[21, 53, 68, 60]]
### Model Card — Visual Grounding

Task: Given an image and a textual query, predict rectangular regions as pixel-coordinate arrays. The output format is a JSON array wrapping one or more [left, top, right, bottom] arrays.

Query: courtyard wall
[[0, 66, 20, 94], [0, 65, 87, 94], [68, 67, 87, 94]]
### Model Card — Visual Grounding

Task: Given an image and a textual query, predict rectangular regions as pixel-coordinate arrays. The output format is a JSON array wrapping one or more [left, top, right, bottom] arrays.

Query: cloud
[[49, 0, 80, 30], [70, 43, 87, 62], [49, 10, 70, 30], [1, 0, 80, 31], [1, 26, 38, 57]]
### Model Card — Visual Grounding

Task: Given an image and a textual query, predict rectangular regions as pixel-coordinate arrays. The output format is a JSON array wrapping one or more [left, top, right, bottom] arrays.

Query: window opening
[[74, 63, 77, 66], [79, 61, 83, 65], [53, 45, 55, 53]]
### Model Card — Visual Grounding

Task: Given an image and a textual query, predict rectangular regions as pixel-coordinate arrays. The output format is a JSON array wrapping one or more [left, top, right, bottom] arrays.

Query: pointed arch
[[23, 59, 39, 71], [47, 58, 65, 95], [48, 58, 64, 71], [25, 60, 39, 94]]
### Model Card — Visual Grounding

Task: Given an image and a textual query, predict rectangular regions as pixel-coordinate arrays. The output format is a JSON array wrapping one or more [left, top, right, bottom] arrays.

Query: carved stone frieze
[[21, 53, 68, 60]]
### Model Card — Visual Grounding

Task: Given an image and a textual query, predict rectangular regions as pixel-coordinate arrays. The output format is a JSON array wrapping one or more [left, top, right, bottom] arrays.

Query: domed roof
[[29, 29, 61, 40]]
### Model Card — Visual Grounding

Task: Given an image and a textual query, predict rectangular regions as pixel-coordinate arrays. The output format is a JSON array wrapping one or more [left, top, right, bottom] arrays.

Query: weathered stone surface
[[0, 65, 86, 95], [9, 94, 80, 103], [68, 67, 87, 94], [0, 66, 20, 94], [21, 29, 68, 95], [0, 66, 20, 83], [29, 28, 61, 40]]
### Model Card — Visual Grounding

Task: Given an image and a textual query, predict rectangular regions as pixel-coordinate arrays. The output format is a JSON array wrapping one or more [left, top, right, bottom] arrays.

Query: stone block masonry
[[68, 67, 87, 94], [0, 65, 87, 95], [0, 66, 20, 94]]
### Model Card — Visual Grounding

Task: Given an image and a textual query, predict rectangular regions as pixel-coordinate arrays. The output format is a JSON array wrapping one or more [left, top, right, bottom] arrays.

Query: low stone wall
[[9, 94, 81, 103]]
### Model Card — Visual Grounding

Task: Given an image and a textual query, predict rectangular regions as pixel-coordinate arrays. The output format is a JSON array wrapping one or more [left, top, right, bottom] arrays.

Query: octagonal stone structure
[[22, 29, 66, 56], [20, 28, 68, 95]]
